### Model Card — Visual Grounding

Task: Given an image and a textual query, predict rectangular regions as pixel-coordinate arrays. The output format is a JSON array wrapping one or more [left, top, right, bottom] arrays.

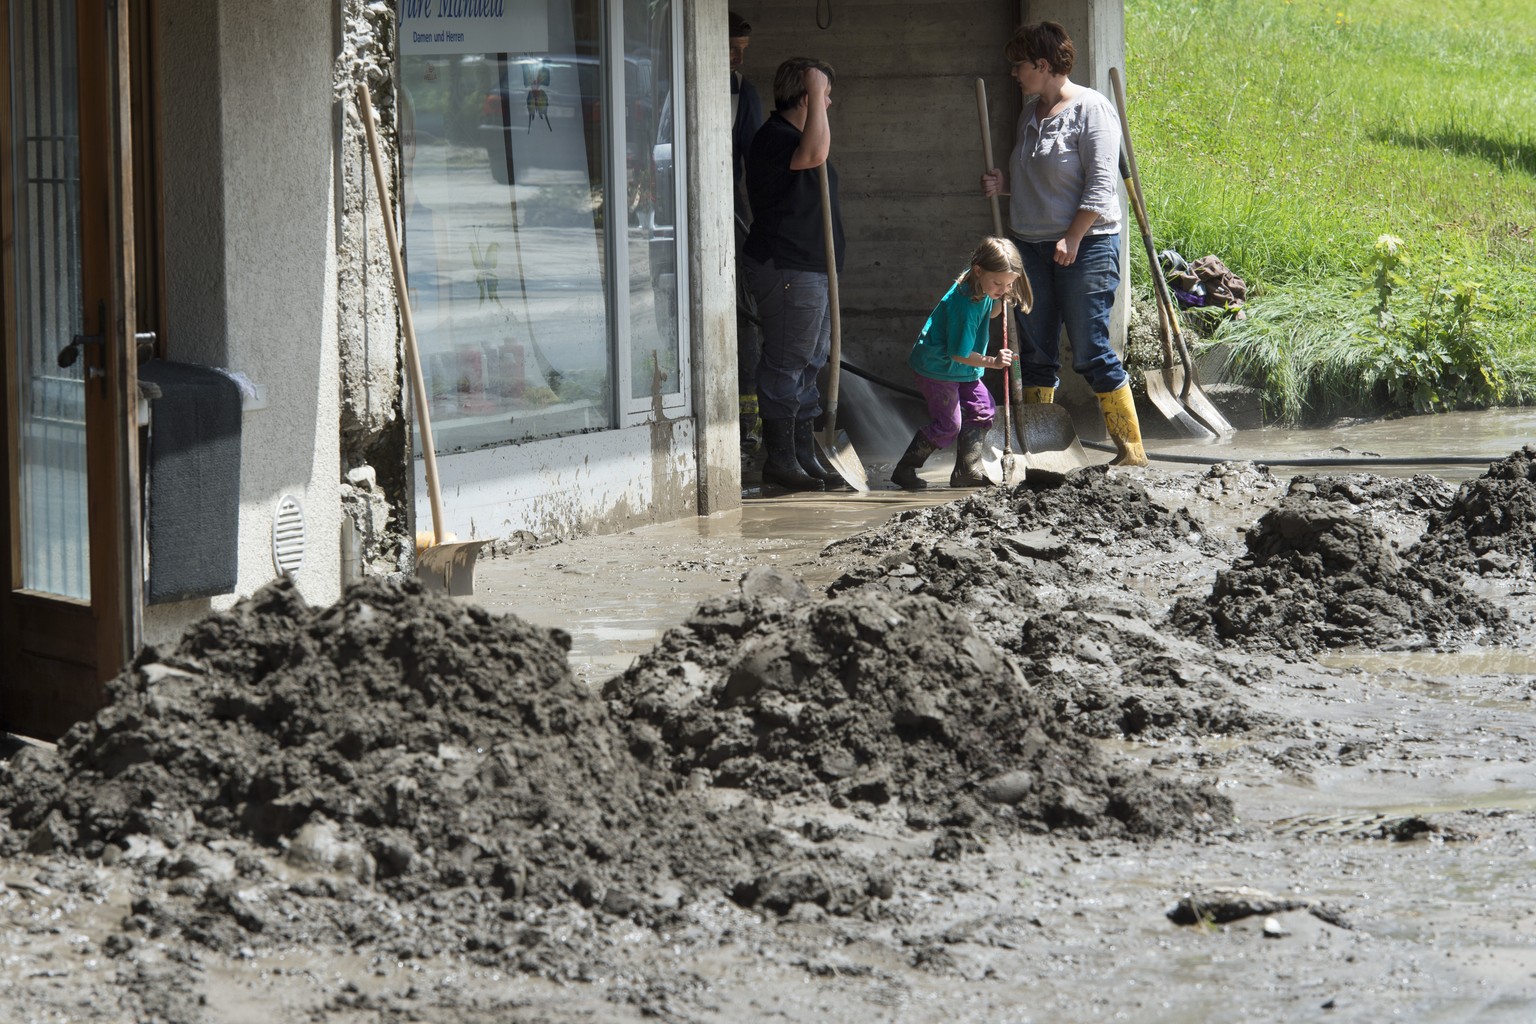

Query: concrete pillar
[[149, 0, 342, 643], [684, 1, 742, 515]]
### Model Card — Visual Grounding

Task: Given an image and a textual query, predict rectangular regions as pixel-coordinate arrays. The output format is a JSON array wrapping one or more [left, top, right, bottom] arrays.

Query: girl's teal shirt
[[908, 279, 994, 383]]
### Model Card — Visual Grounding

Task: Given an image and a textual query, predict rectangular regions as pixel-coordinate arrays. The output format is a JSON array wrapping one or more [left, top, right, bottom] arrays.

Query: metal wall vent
[[273, 494, 306, 577]]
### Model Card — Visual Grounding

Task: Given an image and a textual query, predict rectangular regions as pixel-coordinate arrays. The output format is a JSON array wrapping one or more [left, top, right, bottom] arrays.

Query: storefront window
[[396, 0, 682, 454]]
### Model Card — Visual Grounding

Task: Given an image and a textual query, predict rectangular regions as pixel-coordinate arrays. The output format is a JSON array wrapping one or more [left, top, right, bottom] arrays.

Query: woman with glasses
[[980, 21, 1148, 466]]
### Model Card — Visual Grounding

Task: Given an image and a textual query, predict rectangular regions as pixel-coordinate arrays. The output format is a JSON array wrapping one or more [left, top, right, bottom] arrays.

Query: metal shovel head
[[417, 539, 491, 597], [818, 427, 869, 492], [1144, 366, 1217, 439], [1167, 362, 1237, 438], [1013, 401, 1094, 483]]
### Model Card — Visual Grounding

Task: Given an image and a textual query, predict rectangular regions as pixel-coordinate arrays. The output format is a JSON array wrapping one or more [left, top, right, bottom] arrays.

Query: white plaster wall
[[419, 420, 697, 542], [685, 0, 742, 514], [145, 0, 342, 646]]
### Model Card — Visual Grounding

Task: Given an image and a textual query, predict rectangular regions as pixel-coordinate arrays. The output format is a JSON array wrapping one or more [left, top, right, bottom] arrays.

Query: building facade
[[0, 0, 1122, 739]]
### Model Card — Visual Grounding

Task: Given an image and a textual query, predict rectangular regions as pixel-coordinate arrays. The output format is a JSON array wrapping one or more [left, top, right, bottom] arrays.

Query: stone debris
[[1167, 885, 1351, 929]]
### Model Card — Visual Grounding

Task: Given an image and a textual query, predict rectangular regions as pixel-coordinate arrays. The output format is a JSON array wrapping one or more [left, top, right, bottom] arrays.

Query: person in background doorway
[[892, 237, 1024, 490], [742, 57, 846, 492], [729, 11, 766, 456], [980, 20, 1148, 466]]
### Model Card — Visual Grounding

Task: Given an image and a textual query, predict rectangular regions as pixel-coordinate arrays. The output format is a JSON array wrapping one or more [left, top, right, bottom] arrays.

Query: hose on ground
[[1077, 439, 1501, 468]]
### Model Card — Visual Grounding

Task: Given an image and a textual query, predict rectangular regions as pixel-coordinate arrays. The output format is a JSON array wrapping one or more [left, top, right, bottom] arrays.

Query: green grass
[[1125, 0, 1536, 422]]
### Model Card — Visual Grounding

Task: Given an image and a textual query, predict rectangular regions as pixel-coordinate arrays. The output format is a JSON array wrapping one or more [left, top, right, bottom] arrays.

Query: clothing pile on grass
[[1159, 250, 1247, 320]]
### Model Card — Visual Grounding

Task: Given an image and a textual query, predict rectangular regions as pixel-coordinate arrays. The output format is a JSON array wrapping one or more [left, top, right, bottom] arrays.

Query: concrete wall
[[146, 0, 343, 644], [413, 417, 697, 542], [734, 0, 1126, 423], [686, 0, 744, 515]]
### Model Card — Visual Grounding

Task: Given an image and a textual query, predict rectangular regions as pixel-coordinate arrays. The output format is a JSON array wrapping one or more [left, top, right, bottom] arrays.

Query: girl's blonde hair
[[960, 236, 1031, 308]]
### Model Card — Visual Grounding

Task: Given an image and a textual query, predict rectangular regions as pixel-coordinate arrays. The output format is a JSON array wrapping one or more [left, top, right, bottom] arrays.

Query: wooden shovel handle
[[975, 78, 1005, 237], [1108, 68, 1199, 389], [358, 82, 446, 543], [975, 77, 1031, 401], [817, 163, 842, 442]]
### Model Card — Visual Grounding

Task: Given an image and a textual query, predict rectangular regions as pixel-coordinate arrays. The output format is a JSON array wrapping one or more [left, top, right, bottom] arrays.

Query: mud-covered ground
[[4, 450, 1536, 1023]]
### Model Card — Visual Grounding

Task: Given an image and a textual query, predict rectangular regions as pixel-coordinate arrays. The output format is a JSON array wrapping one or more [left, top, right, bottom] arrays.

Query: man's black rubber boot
[[794, 417, 849, 490], [761, 418, 824, 492]]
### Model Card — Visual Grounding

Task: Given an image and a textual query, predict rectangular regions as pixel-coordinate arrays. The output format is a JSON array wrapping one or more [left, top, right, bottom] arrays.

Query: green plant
[[1366, 236, 1505, 413], [1128, 0, 1536, 421], [1216, 279, 1378, 424]]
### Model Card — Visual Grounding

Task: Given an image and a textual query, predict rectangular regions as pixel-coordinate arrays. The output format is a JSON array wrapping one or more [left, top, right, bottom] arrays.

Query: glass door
[[9, 0, 90, 600], [1, 0, 139, 739]]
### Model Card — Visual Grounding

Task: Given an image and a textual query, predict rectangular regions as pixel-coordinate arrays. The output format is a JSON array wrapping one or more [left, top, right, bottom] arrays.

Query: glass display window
[[397, 0, 684, 454]]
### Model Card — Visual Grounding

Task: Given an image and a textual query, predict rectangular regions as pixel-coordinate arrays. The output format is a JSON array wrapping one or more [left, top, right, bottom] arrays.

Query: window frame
[[614, 3, 688, 426]]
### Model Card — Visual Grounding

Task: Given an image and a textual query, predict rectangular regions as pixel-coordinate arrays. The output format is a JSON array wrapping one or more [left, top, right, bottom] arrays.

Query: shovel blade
[[1143, 368, 1217, 439], [1167, 364, 1237, 438], [1012, 402, 1094, 482], [980, 441, 1027, 487], [417, 540, 490, 597], [818, 429, 869, 492]]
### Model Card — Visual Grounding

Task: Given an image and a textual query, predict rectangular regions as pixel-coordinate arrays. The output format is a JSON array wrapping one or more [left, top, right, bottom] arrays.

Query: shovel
[[815, 163, 868, 491], [359, 83, 488, 596], [974, 78, 1092, 481], [1117, 152, 1215, 440], [1109, 68, 1235, 439], [990, 301, 1027, 486]]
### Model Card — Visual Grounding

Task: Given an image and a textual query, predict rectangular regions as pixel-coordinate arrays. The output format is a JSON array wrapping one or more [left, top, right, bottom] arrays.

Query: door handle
[[58, 333, 103, 369]]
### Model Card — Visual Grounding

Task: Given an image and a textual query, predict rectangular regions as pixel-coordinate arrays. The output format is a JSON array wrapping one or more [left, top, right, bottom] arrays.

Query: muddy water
[[1145, 406, 1536, 479], [841, 374, 1536, 478], [472, 491, 955, 683]]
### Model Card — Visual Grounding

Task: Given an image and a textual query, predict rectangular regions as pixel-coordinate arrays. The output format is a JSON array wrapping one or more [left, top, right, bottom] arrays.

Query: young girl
[[892, 237, 1029, 490]]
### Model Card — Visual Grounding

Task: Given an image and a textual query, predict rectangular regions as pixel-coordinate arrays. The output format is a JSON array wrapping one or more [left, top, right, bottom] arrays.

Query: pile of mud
[[1004, 598, 1284, 741], [1170, 492, 1508, 653], [0, 579, 890, 964], [1413, 446, 1536, 577], [604, 567, 1234, 839], [820, 470, 1282, 743], [1289, 472, 1456, 520], [825, 469, 1208, 600]]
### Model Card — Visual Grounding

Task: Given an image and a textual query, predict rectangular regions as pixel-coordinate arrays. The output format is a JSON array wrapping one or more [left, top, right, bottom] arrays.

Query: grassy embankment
[[1124, 0, 1536, 423]]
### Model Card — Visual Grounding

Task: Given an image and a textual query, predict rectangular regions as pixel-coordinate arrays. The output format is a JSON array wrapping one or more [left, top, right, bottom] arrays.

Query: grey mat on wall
[[138, 360, 242, 604]]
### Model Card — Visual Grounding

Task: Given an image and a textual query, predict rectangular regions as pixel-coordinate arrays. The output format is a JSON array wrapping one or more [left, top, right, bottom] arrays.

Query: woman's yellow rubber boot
[[1095, 385, 1149, 467], [1020, 386, 1055, 404]]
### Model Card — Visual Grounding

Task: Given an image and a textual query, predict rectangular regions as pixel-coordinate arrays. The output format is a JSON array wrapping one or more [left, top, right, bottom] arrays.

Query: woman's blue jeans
[[1011, 233, 1126, 394]]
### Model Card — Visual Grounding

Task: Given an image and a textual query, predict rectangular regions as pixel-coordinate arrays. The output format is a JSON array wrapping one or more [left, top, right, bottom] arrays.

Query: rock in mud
[[1167, 884, 1351, 928]]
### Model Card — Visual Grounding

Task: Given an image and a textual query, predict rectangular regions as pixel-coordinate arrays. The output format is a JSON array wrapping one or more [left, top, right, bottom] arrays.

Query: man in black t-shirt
[[741, 57, 847, 492]]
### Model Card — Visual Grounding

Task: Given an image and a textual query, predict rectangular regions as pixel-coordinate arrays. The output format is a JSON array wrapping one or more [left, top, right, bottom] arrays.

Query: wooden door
[[1, 0, 144, 739]]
